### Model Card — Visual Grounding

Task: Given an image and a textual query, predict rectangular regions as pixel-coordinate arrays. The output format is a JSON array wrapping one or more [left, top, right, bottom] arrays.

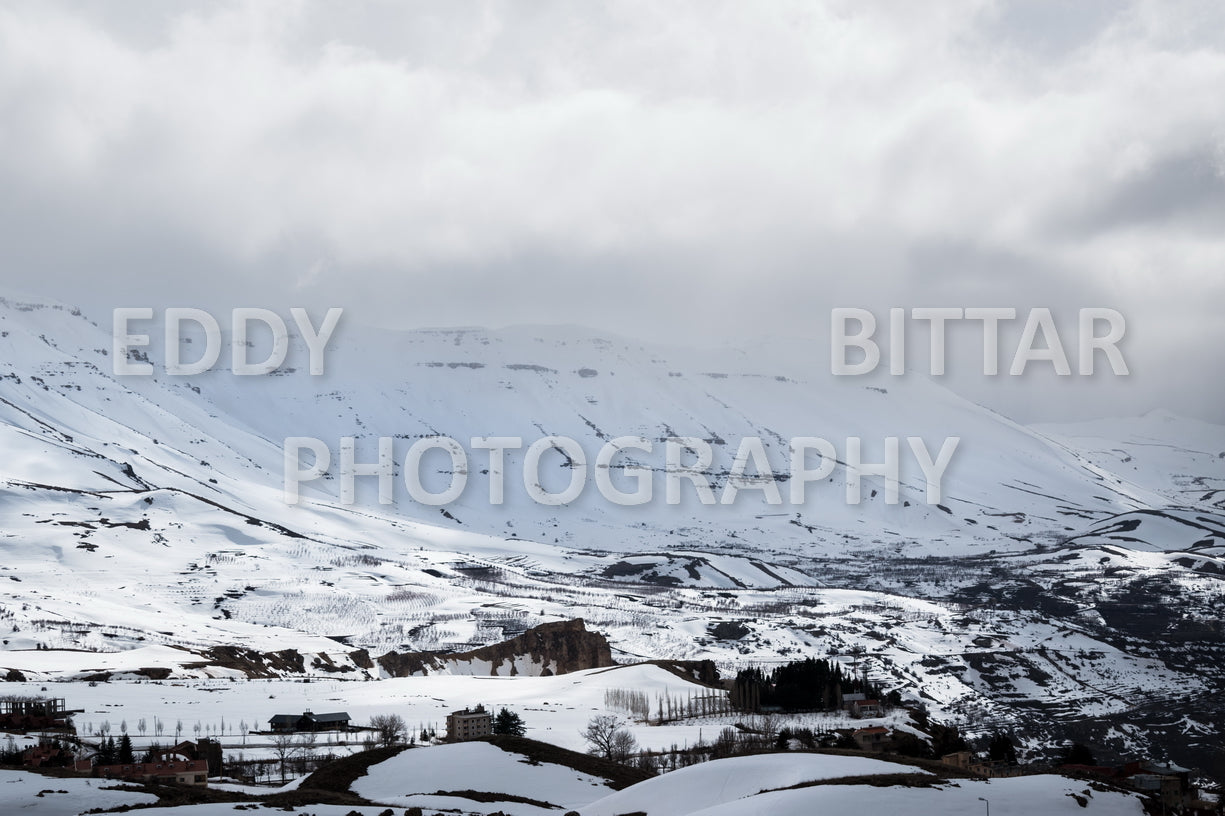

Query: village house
[[941, 751, 1024, 778], [976, 759, 1025, 778], [841, 693, 882, 718], [78, 757, 208, 787], [850, 699, 882, 718], [941, 750, 974, 770], [154, 739, 224, 776], [1063, 760, 1196, 808], [446, 705, 493, 742], [64, 739, 218, 787], [851, 726, 892, 753], [1122, 760, 1193, 806], [267, 711, 352, 733], [842, 691, 882, 715]]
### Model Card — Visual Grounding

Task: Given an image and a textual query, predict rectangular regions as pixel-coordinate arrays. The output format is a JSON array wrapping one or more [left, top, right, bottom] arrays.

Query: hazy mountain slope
[[1034, 411, 1225, 512], [4, 294, 1208, 563], [190, 321, 1188, 558]]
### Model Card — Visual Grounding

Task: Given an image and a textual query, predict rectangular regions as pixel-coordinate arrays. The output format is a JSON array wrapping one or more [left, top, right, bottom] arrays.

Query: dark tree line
[[94, 734, 135, 765], [731, 657, 897, 713], [988, 733, 1018, 765], [1058, 742, 1097, 766]]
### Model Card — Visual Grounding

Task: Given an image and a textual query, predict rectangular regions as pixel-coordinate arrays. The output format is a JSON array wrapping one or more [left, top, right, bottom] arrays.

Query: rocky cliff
[[376, 618, 615, 677]]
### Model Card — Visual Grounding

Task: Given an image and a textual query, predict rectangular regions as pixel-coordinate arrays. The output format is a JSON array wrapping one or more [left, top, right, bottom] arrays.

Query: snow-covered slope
[[583, 752, 930, 816], [3, 295, 1201, 564], [0, 770, 157, 815], [1034, 411, 1225, 513], [586, 764, 1145, 816], [354, 741, 615, 813], [2, 293, 1224, 776], [176, 319, 1195, 558]]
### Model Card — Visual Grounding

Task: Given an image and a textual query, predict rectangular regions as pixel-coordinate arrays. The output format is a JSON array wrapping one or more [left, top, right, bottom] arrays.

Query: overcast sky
[[1, 0, 1223, 423]]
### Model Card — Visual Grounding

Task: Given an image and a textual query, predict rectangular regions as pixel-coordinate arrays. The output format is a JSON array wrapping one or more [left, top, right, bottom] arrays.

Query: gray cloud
[[0, 0, 1222, 422], [1070, 150, 1225, 233]]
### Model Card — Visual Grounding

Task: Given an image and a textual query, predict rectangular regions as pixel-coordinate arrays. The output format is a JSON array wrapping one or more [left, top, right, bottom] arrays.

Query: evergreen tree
[[117, 733, 135, 764], [1058, 742, 1097, 766], [930, 723, 968, 756], [96, 736, 116, 765], [987, 733, 1017, 765], [893, 730, 933, 759], [731, 655, 901, 714], [493, 707, 527, 737]]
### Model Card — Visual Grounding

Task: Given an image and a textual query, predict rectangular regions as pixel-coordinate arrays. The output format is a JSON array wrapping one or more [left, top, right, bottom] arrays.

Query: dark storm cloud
[[0, 0, 1223, 422]]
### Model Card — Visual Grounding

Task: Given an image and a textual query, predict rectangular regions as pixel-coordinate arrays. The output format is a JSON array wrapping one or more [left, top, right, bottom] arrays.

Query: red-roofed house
[[852, 726, 892, 753], [849, 699, 882, 718]]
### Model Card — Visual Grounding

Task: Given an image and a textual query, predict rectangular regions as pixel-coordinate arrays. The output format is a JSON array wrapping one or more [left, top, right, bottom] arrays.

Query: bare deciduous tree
[[270, 732, 297, 784], [581, 715, 638, 763], [369, 713, 407, 748]]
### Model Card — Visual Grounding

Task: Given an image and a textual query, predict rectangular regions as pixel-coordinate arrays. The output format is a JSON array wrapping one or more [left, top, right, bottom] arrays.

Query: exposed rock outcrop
[[184, 646, 306, 678], [375, 618, 615, 677], [645, 658, 721, 688], [94, 620, 614, 680]]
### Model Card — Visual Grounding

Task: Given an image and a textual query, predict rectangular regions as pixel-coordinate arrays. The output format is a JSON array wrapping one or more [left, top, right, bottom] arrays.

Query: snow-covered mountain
[[1, 294, 1223, 773]]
